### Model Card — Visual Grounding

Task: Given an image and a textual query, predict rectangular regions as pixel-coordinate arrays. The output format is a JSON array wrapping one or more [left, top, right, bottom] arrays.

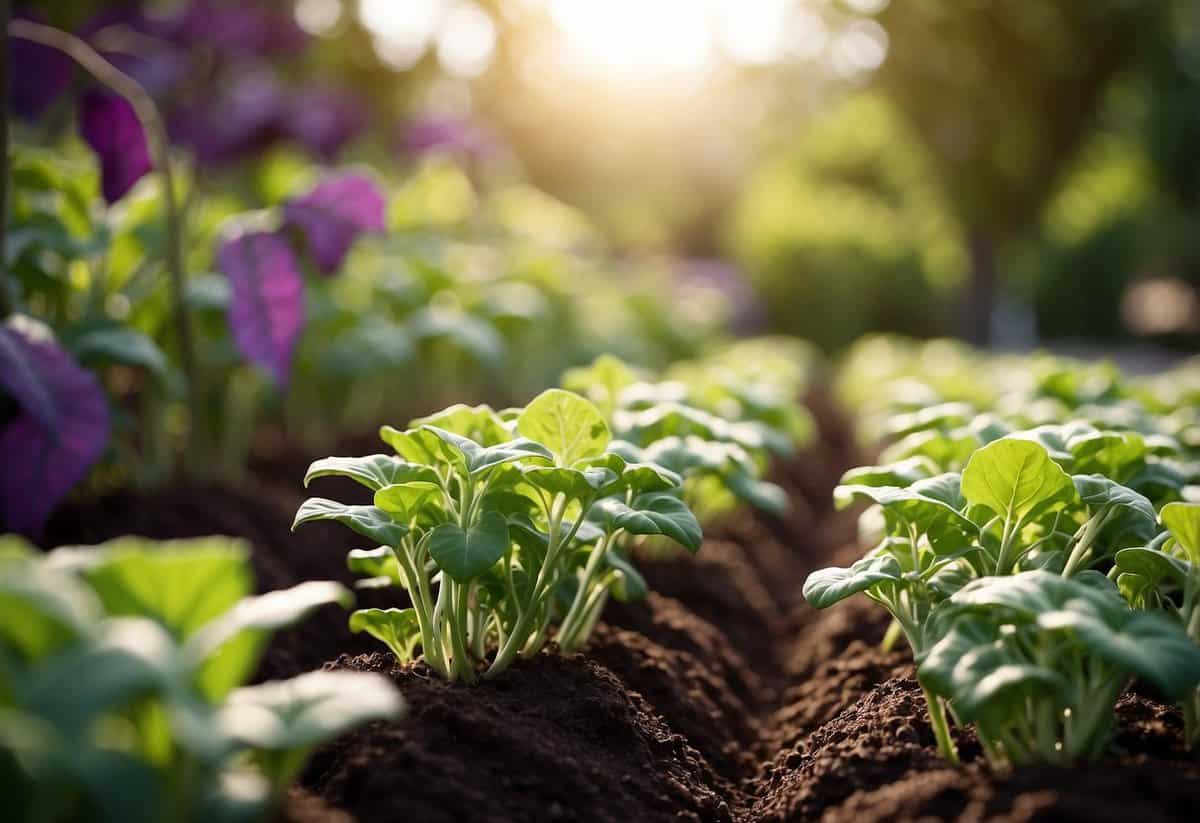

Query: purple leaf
[[168, 68, 285, 167], [283, 88, 369, 160], [283, 173, 386, 275], [10, 11, 74, 119], [78, 89, 153, 204], [0, 318, 110, 537], [156, 0, 308, 56], [217, 231, 305, 385]]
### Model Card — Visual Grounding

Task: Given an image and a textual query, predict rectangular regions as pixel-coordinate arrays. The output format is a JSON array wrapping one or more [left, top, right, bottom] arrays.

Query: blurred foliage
[[726, 94, 962, 350]]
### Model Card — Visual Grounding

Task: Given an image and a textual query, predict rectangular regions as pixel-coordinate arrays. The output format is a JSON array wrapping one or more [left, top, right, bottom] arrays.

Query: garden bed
[[40, 400, 1200, 822]]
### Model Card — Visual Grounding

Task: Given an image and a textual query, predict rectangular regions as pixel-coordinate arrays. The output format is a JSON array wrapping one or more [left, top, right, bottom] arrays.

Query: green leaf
[[347, 547, 404, 585], [185, 581, 352, 700], [841, 457, 938, 488], [521, 465, 616, 499], [947, 570, 1127, 624], [429, 511, 509, 582], [518, 388, 610, 466], [1161, 502, 1200, 566], [349, 608, 423, 662], [373, 481, 442, 521], [292, 499, 407, 546], [1041, 609, 1200, 699], [60, 537, 252, 642], [561, 354, 641, 416], [802, 553, 903, 609], [409, 404, 510, 446], [604, 549, 647, 602], [592, 493, 702, 552], [221, 670, 403, 786], [961, 438, 1075, 528], [304, 455, 438, 492], [379, 425, 457, 467], [65, 324, 171, 383], [918, 618, 1069, 724], [1072, 475, 1157, 539], [422, 426, 553, 475], [0, 560, 98, 661]]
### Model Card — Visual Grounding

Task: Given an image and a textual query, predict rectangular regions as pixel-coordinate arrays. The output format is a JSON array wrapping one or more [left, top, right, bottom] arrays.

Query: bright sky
[[293, 0, 888, 81]]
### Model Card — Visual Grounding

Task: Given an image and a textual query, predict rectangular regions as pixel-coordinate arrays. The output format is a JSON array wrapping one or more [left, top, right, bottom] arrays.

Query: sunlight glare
[[547, 0, 712, 76]]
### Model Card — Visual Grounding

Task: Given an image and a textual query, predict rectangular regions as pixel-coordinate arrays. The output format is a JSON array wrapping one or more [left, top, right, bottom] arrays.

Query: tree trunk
[[961, 229, 996, 345]]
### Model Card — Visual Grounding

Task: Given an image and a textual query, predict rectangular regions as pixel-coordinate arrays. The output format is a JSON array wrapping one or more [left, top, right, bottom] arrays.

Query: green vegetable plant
[[1114, 502, 1200, 747], [0, 536, 403, 823], [296, 389, 702, 682], [920, 570, 1200, 769]]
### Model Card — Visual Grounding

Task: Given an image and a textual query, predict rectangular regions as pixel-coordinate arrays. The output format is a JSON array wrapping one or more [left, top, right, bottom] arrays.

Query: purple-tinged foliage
[[78, 89, 153, 204], [283, 173, 386, 274], [0, 318, 110, 537], [169, 67, 286, 167], [399, 115, 495, 161], [218, 231, 305, 385], [9, 11, 74, 119], [283, 87, 369, 160], [155, 0, 308, 56]]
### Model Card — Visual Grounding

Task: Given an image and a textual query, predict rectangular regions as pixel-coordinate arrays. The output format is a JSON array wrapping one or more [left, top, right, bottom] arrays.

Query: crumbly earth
[[43, 399, 1200, 821]]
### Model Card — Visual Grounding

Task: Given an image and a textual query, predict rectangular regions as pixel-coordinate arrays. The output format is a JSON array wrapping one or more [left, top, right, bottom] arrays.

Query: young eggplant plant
[[920, 570, 1200, 769], [296, 389, 701, 683], [0, 536, 402, 823], [1113, 502, 1200, 747]]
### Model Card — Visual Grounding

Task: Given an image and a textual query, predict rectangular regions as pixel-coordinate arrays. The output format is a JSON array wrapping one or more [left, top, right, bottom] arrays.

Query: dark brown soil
[[34, 397, 1200, 821], [304, 652, 733, 823]]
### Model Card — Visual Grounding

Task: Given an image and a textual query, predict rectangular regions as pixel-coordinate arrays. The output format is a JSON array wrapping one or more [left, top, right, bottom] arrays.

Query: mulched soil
[[39, 394, 1200, 821]]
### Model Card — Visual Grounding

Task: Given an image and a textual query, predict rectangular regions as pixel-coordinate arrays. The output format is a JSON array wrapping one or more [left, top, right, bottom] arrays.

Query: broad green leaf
[[422, 426, 553, 475], [518, 389, 610, 466], [61, 537, 251, 642], [918, 619, 1069, 724], [802, 553, 903, 609], [65, 324, 171, 383], [293, 498, 407, 546], [560, 354, 641, 416], [592, 493, 703, 552], [1161, 502, 1200, 565], [409, 404, 509, 446], [428, 511, 509, 582], [603, 461, 683, 496], [1072, 475, 1156, 539], [379, 425, 456, 467], [1040, 609, 1200, 699], [349, 608, 423, 662], [304, 455, 438, 492], [347, 547, 404, 585], [883, 402, 975, 438], [186, 581, 352, 700], [221, 670, 402, 787], [0, 560, 98, 661], [19, 619, 177, 737], [835, 473, 974, 545], [947, 570, 1127, 625], [725, 471, 789, 516], [522, 465, 616, 499], [839, 457, 937, 489], [961, 438, 1074, 527], [374, 481, 442, 521]]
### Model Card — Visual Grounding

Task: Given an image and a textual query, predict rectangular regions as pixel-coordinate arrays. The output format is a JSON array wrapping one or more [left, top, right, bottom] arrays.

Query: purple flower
[[78, 89, 153, 204], [0, 317, 110, 537], [283, 87, 369, 160], [398, 115, 496, 162], [9, 11, 74, 119], [217, 230, 305, 385], [283, 172, 386, 274]]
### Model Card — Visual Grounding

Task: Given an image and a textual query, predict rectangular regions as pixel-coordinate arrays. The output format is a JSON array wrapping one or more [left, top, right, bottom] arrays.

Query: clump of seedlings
[[296, 389, 703, 682]]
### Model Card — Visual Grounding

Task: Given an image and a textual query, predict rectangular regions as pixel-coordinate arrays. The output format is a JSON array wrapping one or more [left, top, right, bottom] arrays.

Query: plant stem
[[921, 683, 960, 765], [558, 534, 610, 651], [1062, 509, 1111, 578], [9, 19, 198, 469]]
